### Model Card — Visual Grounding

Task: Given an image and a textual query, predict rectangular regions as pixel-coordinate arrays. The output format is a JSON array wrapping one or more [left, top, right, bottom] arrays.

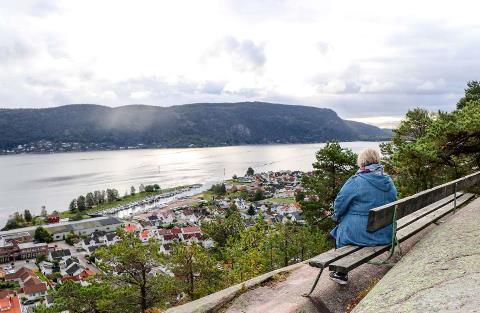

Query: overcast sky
[[1, 1, 479, 127]]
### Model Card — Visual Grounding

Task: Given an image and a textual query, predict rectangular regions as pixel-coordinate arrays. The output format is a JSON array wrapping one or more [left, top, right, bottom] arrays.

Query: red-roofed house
[[170, 227, 182, 235], [139, 229, 156, 243], [60, 267, 95, 284], [5, 267, 48, 300], [0, 295, 21, 313], [157, 229, 172, 236], [181, 226, 201, 234], [124, 224, 138, 233]]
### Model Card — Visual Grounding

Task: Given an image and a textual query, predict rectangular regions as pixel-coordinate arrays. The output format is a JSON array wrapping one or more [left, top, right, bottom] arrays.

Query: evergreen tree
[[246, 167, 255, 176], [69, 199, 77, 213], [34, 226, 53, 243], [300, 141, 357, 224], [457, 80, 480, 109], [85, 192, 95, 209], [130, 186, 136, 196], [247, 204, 256, 216], [77, 195, 86, 211], [94, 230, 175, 313], [253, 189, 264, 201], [24, 209, 33, 223], [201, 208, 244, 248], [169, 242, 221, 299]]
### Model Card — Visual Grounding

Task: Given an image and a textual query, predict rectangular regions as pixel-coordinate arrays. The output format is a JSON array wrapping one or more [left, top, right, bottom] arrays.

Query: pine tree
[[300, 141, 357, 224]]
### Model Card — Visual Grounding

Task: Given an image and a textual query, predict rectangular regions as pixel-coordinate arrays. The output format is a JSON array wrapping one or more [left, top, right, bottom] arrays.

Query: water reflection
[[0, 142, 380, 220]]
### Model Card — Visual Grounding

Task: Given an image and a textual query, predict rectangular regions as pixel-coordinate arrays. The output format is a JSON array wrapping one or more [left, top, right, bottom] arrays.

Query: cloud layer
[[1, 0, 479, 126]]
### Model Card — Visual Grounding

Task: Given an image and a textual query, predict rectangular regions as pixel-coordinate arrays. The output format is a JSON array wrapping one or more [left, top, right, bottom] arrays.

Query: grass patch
[[35, 271, 48, 283], [0, 280, 19, 290], [263, 197, 296, 204], [198, 191, 214, 202]]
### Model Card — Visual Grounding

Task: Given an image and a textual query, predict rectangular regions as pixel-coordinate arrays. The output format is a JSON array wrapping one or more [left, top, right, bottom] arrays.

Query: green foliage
[[65, 231, 79, 246], [295, 190, 305, 202], [253, 188, 264, 201], [380, 108, 440, 195], [94, 230, 175, 313], [35, 253, 47, 264], [2, 212, 27, 230], [85, 192, 95, 209], [34, 226, 53, 243], [144, 185, 155, 192], [457, 80, 480, 109], [24, 209, 33, 223], [106, 189, 119, 202], [221, 217, 332, 285], [246, 167, 255, 176], [382, 83, 480, 196], [69, 199, 77, 213], [201, 209, 245, 248], [0, 280, 19, 290], [77, 195, 86, 211], [247, 204, 256, 216], [45, 280, 114, 313], [169, 242, 221, 300], [210, 183, 226, 195], [300, 141, 357, 224]]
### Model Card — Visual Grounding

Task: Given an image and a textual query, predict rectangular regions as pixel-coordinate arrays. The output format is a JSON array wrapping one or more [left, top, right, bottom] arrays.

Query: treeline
[[2, 209, 46, 231], [68, 183, 161, 215], [69, 189, 120, 213]]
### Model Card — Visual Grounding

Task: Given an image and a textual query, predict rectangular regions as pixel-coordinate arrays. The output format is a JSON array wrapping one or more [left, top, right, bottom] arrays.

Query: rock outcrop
[[352, 197, 480, 313]]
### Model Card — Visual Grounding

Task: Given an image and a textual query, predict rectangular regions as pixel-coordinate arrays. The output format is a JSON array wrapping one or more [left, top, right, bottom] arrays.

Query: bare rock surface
[[220, 229, 432, 313], [353, 198, 480, 313]]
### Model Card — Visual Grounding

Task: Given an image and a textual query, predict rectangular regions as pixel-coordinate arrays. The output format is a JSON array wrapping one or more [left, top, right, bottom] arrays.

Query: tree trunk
[[140, 269, 147, 313]]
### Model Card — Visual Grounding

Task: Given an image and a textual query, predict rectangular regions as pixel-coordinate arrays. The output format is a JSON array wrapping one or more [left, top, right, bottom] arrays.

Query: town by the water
[[0, 169, 305, 311]]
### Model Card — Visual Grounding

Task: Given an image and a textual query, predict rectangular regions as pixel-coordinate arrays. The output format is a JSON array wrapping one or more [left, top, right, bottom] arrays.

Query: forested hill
[[0, 102, 391, 150]]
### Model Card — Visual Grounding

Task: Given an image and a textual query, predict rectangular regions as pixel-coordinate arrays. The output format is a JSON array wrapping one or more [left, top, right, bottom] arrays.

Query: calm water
[[0, 142, 380, 222]]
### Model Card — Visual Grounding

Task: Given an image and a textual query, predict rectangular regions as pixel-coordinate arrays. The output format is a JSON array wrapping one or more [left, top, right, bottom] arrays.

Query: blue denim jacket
[[331, 165, 397, 248]]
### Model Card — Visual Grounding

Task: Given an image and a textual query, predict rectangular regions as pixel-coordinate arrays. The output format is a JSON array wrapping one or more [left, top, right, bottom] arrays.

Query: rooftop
[[0, 216, 123, 236]]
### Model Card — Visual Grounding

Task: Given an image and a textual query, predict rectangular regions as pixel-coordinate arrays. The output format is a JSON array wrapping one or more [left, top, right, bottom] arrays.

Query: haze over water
[[0, 142, 380, 222]]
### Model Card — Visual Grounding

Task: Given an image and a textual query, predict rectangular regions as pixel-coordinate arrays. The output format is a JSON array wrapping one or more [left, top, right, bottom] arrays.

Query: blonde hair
[[357, 148, 381, 167]]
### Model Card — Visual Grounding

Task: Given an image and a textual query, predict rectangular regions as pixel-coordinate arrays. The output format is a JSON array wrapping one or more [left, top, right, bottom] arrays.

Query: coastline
[[0, 139, 389, 157], [59, 184, 204, 219]]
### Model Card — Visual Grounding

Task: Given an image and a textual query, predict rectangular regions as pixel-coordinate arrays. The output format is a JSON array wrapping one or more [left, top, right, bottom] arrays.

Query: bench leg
[[302, 268, 324, 297]]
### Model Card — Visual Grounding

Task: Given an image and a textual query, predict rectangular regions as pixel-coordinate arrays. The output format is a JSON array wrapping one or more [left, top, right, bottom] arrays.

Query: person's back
[[329, 148, 397, 284]]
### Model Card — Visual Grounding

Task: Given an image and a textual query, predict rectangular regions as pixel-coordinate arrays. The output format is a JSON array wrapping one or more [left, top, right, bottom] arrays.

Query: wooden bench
[[304, 171, 480, 296]]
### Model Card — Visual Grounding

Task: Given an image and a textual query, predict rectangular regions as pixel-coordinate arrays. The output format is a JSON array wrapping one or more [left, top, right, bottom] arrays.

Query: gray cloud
[[0, 1, 478, 129], [201, 81, 225, 95], [0, 38, 35, 64], [207, 36, 266, 71]]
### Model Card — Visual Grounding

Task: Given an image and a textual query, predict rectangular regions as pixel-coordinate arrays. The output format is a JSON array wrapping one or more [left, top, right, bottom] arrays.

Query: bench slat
[[308, 193, 464, 269], [367, 172, 480, 232], [308, 245, 363, 268], [396, 192, 464, 229], [329, 193, 474, 274]]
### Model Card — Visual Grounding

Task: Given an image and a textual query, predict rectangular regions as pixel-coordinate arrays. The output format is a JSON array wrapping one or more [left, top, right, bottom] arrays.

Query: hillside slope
[[0, 102, 391, 149]]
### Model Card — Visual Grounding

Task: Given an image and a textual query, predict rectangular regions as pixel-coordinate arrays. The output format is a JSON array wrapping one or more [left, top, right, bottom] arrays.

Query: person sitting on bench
[[329, 148, 397, 285]]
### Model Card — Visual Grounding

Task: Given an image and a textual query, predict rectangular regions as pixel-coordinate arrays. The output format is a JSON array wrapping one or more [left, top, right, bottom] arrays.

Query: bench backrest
[[367, 171, 480, 232]]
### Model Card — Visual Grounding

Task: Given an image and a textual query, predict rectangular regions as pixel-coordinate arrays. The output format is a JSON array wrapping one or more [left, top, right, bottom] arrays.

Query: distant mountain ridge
[[0, 102, 391, 150]]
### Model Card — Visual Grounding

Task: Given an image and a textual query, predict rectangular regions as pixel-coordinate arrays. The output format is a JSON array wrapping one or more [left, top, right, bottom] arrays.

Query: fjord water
[[0, 142, 380, 221]]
